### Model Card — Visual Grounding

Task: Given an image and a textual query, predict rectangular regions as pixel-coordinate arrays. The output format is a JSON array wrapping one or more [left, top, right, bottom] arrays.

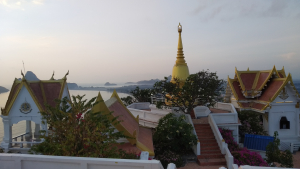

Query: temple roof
[[227, 66, 300, 112], [91, 90, 154, 156], [1, 71, 70, 116]]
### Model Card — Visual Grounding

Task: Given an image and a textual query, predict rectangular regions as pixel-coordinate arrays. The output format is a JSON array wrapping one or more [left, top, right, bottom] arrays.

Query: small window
[[280, 117, 290, 129]]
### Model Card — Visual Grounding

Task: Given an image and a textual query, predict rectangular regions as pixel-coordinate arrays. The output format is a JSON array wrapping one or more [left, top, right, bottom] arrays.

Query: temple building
[[171, 23, 189, 83], [1, 71, 70, 152], [224, 66, 300, 149]]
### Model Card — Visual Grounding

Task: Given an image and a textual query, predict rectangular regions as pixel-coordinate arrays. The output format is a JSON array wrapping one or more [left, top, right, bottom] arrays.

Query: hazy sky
[[1, 0, 300, 88]]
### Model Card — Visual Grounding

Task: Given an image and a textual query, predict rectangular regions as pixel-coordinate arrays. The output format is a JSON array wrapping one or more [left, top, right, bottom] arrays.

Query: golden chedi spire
[[171, 23, 190, 83]]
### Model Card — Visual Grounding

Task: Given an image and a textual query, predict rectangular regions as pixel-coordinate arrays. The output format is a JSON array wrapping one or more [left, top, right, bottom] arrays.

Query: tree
[[153, 70, 224, 114], [153, 113, 197, 168], [30, 95, 129, 158], [266, 131, 293, 168], [121, 86, 154, 106]]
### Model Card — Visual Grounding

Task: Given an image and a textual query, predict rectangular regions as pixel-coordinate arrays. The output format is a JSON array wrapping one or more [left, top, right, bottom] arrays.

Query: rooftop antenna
[[22, 60, 26, 75]]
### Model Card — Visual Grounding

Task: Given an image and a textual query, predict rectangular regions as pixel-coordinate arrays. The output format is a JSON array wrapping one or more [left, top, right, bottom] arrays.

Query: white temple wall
[[8, 86, 42, 125], [268, 103, 299, 141], [61, 84, 70, 100]]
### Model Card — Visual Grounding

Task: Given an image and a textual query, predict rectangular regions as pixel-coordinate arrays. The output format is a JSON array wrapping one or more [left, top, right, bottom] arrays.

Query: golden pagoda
[[171, 23, 190, 83]]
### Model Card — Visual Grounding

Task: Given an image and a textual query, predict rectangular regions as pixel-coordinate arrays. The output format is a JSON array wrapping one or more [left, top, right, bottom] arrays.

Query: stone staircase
[[194, 124, 227, 166]]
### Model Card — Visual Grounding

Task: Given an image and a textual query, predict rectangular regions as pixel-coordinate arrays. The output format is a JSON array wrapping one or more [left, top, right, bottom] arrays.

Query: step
[[197, 154, 224, 159], [197, 135, 215, 139], [201, 145, 219, 151], [196, 132, 214, 136], [195, 128, 213, 132], [194, 125, 211, 129], [198, 139, 217, 143], [198, 158, 227, 166], [200, 142, 218, 147], [201, 149, 222, 154]]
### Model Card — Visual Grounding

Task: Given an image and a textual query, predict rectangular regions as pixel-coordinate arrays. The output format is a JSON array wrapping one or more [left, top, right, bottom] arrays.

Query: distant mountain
[[18, 71, 40, 81], [67, 83, 79, 90], [0, 86, 9, 94], [105, 82, 117, 86], [125, 82, 135, 84], [137, 79, 160, 85], [25, 71, 39, 81]]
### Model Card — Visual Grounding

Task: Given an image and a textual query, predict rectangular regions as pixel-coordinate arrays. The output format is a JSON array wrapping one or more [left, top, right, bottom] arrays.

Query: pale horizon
[[1, 0, 300, 89]]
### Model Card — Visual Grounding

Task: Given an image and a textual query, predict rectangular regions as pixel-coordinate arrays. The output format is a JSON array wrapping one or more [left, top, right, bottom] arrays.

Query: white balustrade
[[208, 114, 233, 169], [0, 154, 164, 169]]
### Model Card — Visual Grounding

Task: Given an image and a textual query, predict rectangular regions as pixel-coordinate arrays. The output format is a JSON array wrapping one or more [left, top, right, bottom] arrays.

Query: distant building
[[224, 66, 300, 150]]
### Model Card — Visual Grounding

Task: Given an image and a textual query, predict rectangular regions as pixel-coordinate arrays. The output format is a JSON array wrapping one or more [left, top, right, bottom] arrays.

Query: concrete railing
[[232, 164, 300, 169], [127, 102, 151, 110], [213, 102, 237, 113], [0, 154, 164, 169], [211, 113, 238, 124], [185, 114, 200, 155], [208, 114, 233, 169], [127, 103, 170, 128]]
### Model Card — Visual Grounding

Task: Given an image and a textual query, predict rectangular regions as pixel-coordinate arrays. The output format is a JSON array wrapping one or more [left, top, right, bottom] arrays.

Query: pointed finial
[[21, 70, 25, 78], [50, 71, 55, 80], [282, 66, 285, 71], [178, 22, 182, 33], [62, 70, 69, 80], [247, 67, 249, 71], [175, 22, 185, 65]]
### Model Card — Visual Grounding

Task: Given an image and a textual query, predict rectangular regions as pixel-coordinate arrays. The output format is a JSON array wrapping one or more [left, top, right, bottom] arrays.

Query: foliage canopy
[[121, 86, 154, 106], [266, 131, 293, 168], [153, 70, 224, 114], [30, 95, 130, 158]]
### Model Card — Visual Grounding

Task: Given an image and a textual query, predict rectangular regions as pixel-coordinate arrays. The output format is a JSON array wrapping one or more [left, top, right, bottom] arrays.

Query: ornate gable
[[226, 66, 300, 113]]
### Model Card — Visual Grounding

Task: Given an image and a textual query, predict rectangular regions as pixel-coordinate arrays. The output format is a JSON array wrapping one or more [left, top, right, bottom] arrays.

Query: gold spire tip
[[178, 23, 182, 33]]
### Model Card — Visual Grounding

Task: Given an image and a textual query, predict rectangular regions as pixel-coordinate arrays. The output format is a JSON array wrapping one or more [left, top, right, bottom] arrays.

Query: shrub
[[219, 128, 240, 151], [155, 150, 183, 168], [30, 95, 131, 158], [232, 148, 268, 166], [219, 128, 268, 167], [153, 113, 197, 155], [266, 131, 293, 168]]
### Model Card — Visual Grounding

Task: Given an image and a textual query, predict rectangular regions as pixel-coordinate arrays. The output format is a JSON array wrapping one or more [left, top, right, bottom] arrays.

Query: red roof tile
[[232, 81, 246, 100], [278, 72, 284, 78], [138, 127, 154, 153], [255, 72, 270, 90], [240, 73, 257, 90], [108, 101, 139, 136], [29, 83, 45, 109], [42, 83, 61, 107], [259, 80, 283, 102], [252, 103, 265, 110]]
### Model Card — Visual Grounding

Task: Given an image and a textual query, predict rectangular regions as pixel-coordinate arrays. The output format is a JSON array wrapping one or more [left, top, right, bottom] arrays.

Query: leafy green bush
[[30, 95, 130, 158], [266, 131, 293, 168], [153, 113, 197, 155], [155, 150, 183, 168]]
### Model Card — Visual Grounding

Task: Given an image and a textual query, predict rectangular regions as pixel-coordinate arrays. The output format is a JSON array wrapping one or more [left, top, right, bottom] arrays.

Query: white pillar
[[0, 116, 12, 152], [34, 123, 40, 140], [25, 120, 32, 141]]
